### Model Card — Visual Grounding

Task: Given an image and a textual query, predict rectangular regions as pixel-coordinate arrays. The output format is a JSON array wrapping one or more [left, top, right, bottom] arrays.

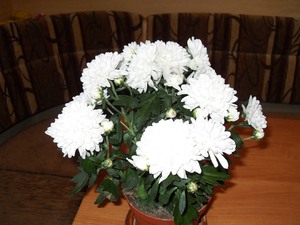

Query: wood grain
[[72, 117, 300, 225]]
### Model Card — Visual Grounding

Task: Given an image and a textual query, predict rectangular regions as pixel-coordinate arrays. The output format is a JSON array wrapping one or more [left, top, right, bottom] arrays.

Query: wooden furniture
[[72, 116, 300, 225]]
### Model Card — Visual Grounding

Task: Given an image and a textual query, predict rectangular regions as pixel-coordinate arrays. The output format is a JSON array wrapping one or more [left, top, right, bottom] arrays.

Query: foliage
[[46, 38, 267, 225]]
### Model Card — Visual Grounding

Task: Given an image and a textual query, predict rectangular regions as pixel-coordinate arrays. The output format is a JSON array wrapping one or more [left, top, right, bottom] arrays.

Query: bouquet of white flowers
[[46, 37, 267, 225]]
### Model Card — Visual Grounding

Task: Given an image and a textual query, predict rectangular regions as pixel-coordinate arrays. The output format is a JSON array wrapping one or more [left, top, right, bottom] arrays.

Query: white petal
[[215, 153, 229, 169]]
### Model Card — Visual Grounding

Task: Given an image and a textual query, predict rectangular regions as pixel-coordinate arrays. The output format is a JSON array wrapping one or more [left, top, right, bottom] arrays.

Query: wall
[[0, 0, 12, 22], [10, 0, 300, 19]]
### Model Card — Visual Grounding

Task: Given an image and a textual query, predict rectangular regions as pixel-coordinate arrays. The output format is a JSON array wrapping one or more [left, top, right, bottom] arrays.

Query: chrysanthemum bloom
[[129, 119, 203, 182], [155, 40, 190, 90], [186, 37, 211, 73], [81, 52, 127, 101], [190, 117, 236, 169], [121, 41, 139, 63], [242, 96, 267, 132], [179, 70, 238, 124], [45, 97, 106, 158], [124, 41, 161, 93], [227, 105, 240, 122]]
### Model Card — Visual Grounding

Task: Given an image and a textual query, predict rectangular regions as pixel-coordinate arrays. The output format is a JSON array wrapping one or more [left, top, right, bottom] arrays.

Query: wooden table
[[72, 117, 300, 225]]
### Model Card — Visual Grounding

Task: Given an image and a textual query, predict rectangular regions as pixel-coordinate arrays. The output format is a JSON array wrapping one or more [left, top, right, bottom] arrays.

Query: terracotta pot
[[125, 195, 211, 225]]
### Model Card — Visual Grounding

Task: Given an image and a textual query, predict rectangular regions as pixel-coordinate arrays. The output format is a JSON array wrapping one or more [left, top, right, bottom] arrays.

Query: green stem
[[124, 83, 133, 96], [109, 80, 119, 100], [104, 97, 123, 115], [106, 106, 115, 116], [106, 136, 110, 158], [242, 136, 254, 141], [228, 124, 235, 130], [120, 121, 131, 133], [120, 108, 136, 139]]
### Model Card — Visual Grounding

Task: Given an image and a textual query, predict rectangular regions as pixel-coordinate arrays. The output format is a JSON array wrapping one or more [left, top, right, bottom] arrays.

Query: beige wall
[[9, 0, 300, 19], [0, 0, 12, 21]]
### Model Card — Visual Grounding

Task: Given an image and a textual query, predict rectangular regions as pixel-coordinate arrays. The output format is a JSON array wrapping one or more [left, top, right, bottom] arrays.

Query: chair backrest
[[147, 13, 300, 104], [0, 11, 143, 133]]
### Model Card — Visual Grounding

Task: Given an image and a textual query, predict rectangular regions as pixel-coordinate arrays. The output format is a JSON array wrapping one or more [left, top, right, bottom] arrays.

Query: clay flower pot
[[125, 195, 211, 225]]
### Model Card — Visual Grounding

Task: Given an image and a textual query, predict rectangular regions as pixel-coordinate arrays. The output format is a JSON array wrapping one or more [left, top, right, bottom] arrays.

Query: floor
[[0, 116, 84, 225]]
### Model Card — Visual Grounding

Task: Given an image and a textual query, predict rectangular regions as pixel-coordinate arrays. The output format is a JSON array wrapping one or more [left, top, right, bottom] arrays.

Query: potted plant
[[46, 37, 267, 225]]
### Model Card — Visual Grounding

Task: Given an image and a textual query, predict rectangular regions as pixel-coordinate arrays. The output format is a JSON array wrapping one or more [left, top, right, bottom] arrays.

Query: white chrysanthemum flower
[[122, 41, 139, 63], [125, 41, 161, 93], [242, 96, 267, 132], [187, 37, 211, 73], [155, 40, 190, 89], [190, 118, 236, 169], [227, 105, 240, 122], [164, 73, 185, 90], [72, 92, 95, 106], [129, 119, 203, 183], [179, 70, 238, 124], [45, 98, 106, 159], [81, 52, 127, 100]]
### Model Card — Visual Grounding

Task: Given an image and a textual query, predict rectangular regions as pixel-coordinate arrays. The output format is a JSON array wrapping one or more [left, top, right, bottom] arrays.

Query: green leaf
[[113, 159, 128, 170], [200, 176, 220, 186], [157, 88, 173, 110], [112, 95, 139, 108], [122, 169, 137, 190], [123, 131, 134, 149], [97, 178, 120, 202], [159, 187, 177, 205], [106, 168, 120, 179], [230, 130, 244, 149], [201, 166, 229, 186], [136, 180, 148, 200], [174, 194, 199, 225], [79, 157, 97, 174], [202, 165, 229, 180], [135, 93, 161, 130], [70, 168, 89, 195], [88, 173, 98, 187], [88, 151, 106, 165], [109, 115, 123, 145], [94, 192, 107, 205], [173, 179, 190, 188], [160, 175, 181, 191], [194, 193, 209, 206], [179, 190, 186, 214], [148, 179, 159, 203]]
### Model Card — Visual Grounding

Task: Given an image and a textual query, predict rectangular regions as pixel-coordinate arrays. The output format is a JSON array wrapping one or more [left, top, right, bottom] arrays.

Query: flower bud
[[102, 158, 113, 168], [165, 108, 177, 119], [101, 119, 114, 134], [253, 130, 265, 140], [114, 76, 125, 86], [187, 181, 198, 193], [192, 107, 205, 119], [226, 107, 240, 122], [97, 88, 109, 102]]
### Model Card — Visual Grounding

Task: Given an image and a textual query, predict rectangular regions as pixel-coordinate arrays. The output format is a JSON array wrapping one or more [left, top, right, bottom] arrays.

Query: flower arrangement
[[46, 37, 267, 225]]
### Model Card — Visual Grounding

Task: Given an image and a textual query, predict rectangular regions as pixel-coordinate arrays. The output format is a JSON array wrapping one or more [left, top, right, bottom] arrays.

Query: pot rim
[[124, 194, 212, 222]]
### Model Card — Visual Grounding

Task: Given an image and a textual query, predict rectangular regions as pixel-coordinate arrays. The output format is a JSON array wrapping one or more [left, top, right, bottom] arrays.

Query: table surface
[[72, 117, 300, 225]]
